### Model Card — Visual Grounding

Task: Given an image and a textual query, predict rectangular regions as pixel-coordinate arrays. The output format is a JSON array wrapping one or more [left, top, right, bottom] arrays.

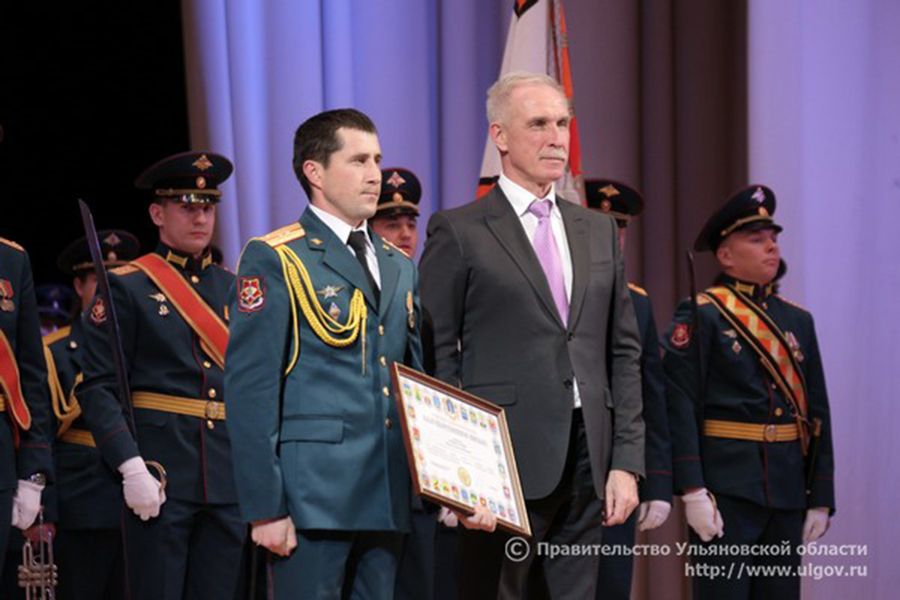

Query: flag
[[477, 0, 584, 205]]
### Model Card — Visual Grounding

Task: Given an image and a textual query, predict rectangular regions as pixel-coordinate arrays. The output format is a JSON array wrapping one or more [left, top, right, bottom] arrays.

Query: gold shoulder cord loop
[[45, 345, 81, 435], [275, 246, 368, 376]]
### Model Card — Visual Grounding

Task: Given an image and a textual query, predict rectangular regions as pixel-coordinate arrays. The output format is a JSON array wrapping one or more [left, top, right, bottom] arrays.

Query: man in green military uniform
[[77, 152, 245, 599], [225, 108, 492, 600], [585, 179, 673, 600], [44, 229, 140, 599], [0, 237, 54, 582], [662, 185, 835, 599]]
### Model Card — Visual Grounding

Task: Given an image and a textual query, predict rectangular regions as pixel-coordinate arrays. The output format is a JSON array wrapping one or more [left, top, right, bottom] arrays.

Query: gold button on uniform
[[379, 356, 387, 367], [190, 275, 200, 284], [203, 360, 212, 369], [382, 386, 390, 397], [68, 340, 78, 350], [378, 325, 385, 336], [384, 417, 392, 429], [774, 407, 784, 417], [208, 388, 217, 399]]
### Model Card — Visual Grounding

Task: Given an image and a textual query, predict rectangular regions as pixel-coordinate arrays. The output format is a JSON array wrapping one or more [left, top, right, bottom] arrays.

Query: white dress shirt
[[497, 173, 581, 407], [309, 204, 381, 287]]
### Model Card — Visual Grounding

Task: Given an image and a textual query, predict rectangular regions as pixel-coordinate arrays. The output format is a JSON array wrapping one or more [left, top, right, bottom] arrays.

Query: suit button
[[203, 360, 212, 369], [378, 325, 385, 336], [564, 379, 573, 389], [774, 407, 784, 417], [190, 275, 200, 284], [382, 386, 390, 397], [385, 417, 393, 429], [208, 388, 217, 399], [380, 356, 387, 367]]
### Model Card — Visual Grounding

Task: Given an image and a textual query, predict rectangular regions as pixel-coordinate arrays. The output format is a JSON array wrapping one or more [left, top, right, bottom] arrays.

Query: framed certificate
[[391, 363, 531, 537]]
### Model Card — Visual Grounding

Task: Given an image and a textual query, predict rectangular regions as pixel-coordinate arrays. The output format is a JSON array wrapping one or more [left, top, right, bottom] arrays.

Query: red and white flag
[[477, 0, 584, 205]]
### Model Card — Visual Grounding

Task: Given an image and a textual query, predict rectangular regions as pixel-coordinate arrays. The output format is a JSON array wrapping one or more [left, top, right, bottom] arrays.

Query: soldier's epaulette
[[695, 294, 712, 306], [0, 237, 24, 252], [627, 282, 648, 296], [775, 294, 809, 312], [259, 223, 306, 248], [43, 325, 71, 346], [381, 238, 411, 259], [110, 263, 140, 276]]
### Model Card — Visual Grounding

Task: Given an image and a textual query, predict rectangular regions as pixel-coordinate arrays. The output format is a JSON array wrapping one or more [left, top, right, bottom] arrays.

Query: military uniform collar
[[717, 273, 775, 303], [155, 242, 213, 273]]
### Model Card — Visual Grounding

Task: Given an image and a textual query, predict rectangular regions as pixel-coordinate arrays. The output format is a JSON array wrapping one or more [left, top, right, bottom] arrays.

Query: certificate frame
[[391, 363, 531, 537]]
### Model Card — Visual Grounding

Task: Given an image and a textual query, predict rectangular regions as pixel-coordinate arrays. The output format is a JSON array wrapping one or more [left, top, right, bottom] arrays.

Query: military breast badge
[[90, 296, 107, 325], [316, 284, 344, 299], [0, 279, 14, 312], [785, 331, 804, 362], [670, 322, 691, 348], [238, 276, 265, 312], [406, 290, 415, 330]]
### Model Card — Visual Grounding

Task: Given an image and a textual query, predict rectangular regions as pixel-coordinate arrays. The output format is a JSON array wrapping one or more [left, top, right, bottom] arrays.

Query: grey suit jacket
[[419, 187, 644, 500]]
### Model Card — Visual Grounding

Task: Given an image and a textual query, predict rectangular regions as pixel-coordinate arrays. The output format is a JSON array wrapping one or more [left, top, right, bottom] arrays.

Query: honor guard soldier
[[225, 109, 493, 600], [370, 167, 421, 257], [77, 152, 246, 599], [0, 237, 54, 582], [585, 179, 673, 600], [662, 186, 835, 599], [43, 229, 140, 599]]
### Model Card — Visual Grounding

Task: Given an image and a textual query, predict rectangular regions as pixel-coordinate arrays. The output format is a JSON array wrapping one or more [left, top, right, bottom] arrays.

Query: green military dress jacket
[[225, 208, 423, 531]]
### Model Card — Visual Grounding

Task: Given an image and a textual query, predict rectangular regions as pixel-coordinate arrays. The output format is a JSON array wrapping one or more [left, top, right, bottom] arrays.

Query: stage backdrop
[[183, 1, 896, 598]]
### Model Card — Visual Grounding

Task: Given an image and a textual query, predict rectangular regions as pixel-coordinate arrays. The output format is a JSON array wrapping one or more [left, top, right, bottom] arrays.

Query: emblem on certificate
[[391, 363, 531, 537]]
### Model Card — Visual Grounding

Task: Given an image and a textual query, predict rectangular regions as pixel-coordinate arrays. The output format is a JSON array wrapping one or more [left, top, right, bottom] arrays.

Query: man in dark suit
[[225, 109, 494, 600], [419, 72, 644, 599], [585, 180, 673, 599]]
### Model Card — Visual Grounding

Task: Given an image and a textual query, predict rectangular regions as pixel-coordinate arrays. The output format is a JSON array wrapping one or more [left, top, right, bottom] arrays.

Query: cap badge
[[196, 176, 207, 189], [392, 192, 404, 203], [192, 154, 213, 171], [751, 187, 766, 203], [758, 206, 769, 217], [103, 232, 122, 247], [599, 184, 620, 197], [106, 251, 118, 262], [600, 199, 612, 213], [386, 171, 406, 188]]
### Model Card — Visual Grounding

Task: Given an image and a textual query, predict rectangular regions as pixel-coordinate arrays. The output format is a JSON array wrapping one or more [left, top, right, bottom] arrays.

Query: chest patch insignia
[[316, 285, 344, 300], [670, 322, 691, 349], [238, 277, 265, 312], [90, 296, 107, 325]]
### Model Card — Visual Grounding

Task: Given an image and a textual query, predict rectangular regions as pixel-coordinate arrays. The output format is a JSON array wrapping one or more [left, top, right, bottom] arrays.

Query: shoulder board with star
[[627, 282, 648, 297], [775, 294, 810, 313], [43, 325, 72, 346], [0, 237, 24, 252], [259, 223, 306, 248], [381, 238, 411, 259], [110, 263, 140, 276]]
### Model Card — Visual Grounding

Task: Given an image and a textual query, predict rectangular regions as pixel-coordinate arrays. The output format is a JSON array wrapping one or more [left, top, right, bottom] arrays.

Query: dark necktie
[[347, 230, 380, 305]]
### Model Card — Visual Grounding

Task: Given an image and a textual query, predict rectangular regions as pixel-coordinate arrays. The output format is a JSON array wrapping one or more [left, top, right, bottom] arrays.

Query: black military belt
[[132, 391, 226, 421], [59, 427, 96, 447], [704, 419, 800, 443]]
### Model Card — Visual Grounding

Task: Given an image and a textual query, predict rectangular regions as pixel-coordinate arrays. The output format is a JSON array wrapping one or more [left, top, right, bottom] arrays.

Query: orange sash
[[0, 329, 32, 430], [703, 285, 809, 452], [132, 254, 228, 370]]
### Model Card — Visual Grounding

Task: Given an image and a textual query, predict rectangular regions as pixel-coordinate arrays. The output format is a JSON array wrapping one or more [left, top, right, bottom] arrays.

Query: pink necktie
[[528, 199, 568, 324]]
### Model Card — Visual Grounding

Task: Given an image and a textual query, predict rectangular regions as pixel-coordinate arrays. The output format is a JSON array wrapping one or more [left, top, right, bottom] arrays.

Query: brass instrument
[[17, 509, 57, 598]]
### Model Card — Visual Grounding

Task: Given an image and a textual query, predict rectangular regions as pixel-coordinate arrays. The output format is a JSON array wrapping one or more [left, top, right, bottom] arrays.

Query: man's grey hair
[[486, 72, 566, 124]]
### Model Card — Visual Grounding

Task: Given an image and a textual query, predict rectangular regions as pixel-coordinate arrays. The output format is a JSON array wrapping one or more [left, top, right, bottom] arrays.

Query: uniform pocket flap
[[280, 416, 344, 443]]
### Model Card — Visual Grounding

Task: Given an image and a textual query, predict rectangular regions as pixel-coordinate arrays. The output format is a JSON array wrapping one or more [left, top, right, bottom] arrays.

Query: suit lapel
[[559, 199, 588, 331], [483, 188, 564, 328], [372, 231, 400, 315], [300, 209, 378, 310]]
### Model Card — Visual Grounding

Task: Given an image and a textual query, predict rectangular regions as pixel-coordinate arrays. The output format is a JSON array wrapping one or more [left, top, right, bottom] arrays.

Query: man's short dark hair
[[292, 108, 377, 198]]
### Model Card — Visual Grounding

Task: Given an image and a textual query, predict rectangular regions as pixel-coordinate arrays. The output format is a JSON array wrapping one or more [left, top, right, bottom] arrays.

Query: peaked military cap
[[57, 229, 141, 276], [694, 184, 783, 252], [35, 283, 76, 326], [135, 151, 233, 204], [377, 168, 421, 218], [585, 179, 644, 226]]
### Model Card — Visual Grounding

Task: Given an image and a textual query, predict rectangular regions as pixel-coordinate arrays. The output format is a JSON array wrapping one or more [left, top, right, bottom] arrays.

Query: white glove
[[802, 507, 830, 543], [683, 488, 724, 542], [638, 500, 672, 532], [11, 480, 44, 530], [437, 506, 459, 528], [119, 457, 165, 521]]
